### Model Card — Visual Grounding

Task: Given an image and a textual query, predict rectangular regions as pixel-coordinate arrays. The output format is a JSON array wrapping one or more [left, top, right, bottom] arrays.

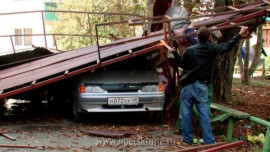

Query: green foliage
[[51, 0, 149, 50]]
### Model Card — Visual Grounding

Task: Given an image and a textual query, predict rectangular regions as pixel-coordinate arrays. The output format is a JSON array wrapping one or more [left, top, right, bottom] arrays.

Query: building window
[[14, 28, 32, 46], [15, 29, 22, 45], [45, 2, 59, 21]]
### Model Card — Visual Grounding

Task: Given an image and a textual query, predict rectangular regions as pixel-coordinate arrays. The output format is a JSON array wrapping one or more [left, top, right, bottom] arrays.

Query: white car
[[72, 55, 165, 121]]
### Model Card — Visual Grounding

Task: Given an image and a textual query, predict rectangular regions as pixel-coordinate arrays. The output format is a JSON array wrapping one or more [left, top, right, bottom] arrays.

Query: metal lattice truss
[[0, 0, 270, 100]]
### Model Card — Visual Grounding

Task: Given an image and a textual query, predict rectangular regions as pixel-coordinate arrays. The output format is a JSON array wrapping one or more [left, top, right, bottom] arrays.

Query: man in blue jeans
[[173, 26, 248, 144]]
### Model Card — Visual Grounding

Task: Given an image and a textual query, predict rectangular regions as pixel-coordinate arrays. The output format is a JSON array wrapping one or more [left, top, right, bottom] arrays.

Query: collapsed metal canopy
[[0, 1, 270, 100]]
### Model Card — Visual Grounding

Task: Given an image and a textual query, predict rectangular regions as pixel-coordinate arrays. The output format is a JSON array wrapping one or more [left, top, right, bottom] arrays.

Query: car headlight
[[79, 85, 104, 93], [141, 84, 164, 92], [86, 86, 104, 93], [141, 85, 159, 92]]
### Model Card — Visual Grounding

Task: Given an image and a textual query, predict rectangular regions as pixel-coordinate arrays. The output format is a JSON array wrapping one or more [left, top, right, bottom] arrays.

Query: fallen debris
[[175, 142, 226, 152], [200, 141, 245, 152], [0, 132, 16, 141], [0, 144, 35, 149], [81, 129, 136, 138], [0, 128, 16, 141]]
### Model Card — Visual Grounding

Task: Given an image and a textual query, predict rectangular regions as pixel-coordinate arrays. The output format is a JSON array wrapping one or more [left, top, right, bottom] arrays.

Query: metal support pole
[[53, 35, 58, 51], [263, 127, 270, 152], [249, 116, 270, 127], [10, 36, 16, 53], [201, 141, 244, 152], [226, 118, 233, 142], [87, 13, 93, 46], [133, 25, 136, 36], [163, 20, 167, 42], [95, 25, 101, 63], [41, 12, 48, 49]]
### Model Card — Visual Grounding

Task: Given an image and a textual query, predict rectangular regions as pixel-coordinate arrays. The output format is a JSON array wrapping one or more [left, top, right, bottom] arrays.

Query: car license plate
[[108, 97, 139, 105]]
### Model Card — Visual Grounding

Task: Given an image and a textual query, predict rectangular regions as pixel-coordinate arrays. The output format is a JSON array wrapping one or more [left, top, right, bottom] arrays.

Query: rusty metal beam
[[0, 144, 35, 149], [9, 36, 16, 54], [0, 33, 163, 92], [41, 12, 48, 49], [87, 13, 94, 46], [0, 10, 144, 19], [195, 3, 266, 28], [100, 31, 164, 49], [200, 141, 245, 152], [195, 1, 264, 13], [175, 142, 227, 152], [0, 133, 16, 141], [53, 35, 58, 51], [263, 0, 270, 5], [168, 19, 255, 41], [216, 10, 267, 27], [227, 6, 241, 11], [0, 46, 96, 79], [129, 3, 268, 26], [0, 33, 109, 39], [0, 0, 268, 100]]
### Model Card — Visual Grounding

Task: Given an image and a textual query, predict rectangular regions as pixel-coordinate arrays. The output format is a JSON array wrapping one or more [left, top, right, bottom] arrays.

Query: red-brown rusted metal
[[0, 1, 269, 100], [95, 25, 101, 62], [53, 35, 58, 51], [216, 10, 267, 27], [41, 12, 48, 49], [168, 19, 255, 42], [0, 144, 35, 149], [0, 10, 143, 19], [9, 36, 16, 53], [0, 44, 162, 99], [129, 4, 269, 27], [87, 13, 93, 45], [0, 35, 164, 92], [175, 142, 227, 152], [0, 10, 143, 53], [0, 133, 16, 141], [195, 3, 266, 28], [200, 141, 245, 152]]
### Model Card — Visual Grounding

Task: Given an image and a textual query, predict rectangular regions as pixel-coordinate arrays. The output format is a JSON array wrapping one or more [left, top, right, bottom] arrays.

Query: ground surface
[[0, 113, 187, 152], [0, 77, 269, 151]]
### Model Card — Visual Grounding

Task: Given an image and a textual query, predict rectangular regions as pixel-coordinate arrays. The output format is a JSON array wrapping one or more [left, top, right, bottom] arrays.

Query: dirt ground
[[0, 112, 188, 152], [0, 77, 269, 152]]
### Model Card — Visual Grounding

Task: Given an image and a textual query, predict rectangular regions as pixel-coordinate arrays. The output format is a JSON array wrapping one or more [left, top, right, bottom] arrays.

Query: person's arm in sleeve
[[214, 26, 248, 54], [173, 51, 184, 68]]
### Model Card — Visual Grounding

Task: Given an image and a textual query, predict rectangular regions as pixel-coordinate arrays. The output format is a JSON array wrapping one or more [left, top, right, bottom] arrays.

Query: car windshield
[[101, 55, 154, 71]]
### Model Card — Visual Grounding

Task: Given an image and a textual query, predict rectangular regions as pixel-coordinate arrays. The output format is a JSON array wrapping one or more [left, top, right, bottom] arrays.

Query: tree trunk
[[242, 39, 250, 85], [213, 42, 241, 101], [237, 40, 245, 77], [249, 25, 263, 76], [213, 0, 236, 102]]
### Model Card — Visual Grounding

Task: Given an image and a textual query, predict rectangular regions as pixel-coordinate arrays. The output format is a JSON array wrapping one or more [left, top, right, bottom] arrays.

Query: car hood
[[78, 70, 160, 84]]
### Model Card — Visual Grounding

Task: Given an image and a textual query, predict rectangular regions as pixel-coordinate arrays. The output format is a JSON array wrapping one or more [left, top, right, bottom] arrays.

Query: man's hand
[[239, 26, 249, 37]]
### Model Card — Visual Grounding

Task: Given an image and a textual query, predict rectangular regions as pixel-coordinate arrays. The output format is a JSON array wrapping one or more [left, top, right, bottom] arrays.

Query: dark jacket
[[174, 34, 241, 87]]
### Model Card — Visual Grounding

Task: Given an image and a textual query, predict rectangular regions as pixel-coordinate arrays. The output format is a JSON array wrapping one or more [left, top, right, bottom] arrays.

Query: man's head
[[197, 26, 210, 43]]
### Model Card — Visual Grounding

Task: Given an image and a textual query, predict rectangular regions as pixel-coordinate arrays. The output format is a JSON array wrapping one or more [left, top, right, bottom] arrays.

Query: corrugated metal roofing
[[0, 1, 269, 99]]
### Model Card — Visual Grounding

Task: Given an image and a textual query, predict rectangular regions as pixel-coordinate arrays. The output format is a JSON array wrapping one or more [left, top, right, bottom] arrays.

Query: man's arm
[[173, 51, 184, 68], [214, 26, 248, 54]]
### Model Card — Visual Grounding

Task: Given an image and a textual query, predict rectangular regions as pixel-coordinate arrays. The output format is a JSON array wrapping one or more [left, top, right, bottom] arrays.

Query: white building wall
[[0, 0, 52, 55]]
